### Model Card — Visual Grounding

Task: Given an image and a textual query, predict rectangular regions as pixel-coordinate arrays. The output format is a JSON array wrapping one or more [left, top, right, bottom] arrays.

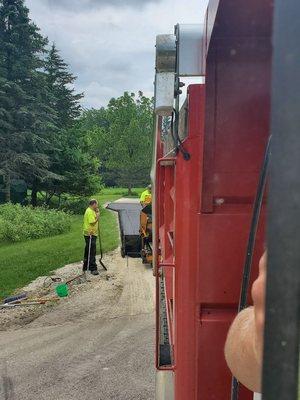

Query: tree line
[[0, 0, 153, 206], [80, 92, 153, 194]]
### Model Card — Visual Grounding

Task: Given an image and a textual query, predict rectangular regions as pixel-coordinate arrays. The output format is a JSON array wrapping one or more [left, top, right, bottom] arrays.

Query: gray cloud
[[26, 0, 208, 108], [101, 60, 133, 74], [45, 0, 161, 11]]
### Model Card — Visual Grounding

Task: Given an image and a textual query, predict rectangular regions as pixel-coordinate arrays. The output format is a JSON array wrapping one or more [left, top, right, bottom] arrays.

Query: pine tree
[[45, 43, 83, 128], [0, 0, 57, 202], [39, 43, 87, 201]]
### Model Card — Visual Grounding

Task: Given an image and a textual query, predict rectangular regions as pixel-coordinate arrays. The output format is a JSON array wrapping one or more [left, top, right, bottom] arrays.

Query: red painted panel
[[213, 0, 273, 38], [174, 85, 205, 400], [155, 84, 269, 399], [154, 2, 273, 399], [197, 212, 265, 304], [171, 84, 266, 400]]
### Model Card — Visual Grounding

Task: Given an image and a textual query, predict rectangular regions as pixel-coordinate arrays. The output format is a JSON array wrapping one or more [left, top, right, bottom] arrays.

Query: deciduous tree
[[104, 92, 153, 193]]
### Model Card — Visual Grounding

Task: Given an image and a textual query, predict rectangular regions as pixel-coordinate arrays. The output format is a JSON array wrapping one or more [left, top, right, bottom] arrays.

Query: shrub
[[61, 197, 90, 214], [0, 203, 72, 243]]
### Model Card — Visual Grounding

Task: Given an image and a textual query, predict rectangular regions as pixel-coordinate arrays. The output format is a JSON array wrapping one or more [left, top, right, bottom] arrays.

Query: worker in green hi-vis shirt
[[140, 184, 152, 208], [83, 199, 100, 275]]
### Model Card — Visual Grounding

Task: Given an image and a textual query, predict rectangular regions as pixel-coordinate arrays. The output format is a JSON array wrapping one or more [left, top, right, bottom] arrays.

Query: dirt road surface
[[0, 249, 155, 400]]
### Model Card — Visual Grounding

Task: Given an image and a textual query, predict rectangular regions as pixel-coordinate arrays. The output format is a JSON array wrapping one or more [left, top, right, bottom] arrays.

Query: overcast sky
[[26, 0, 208, 109]]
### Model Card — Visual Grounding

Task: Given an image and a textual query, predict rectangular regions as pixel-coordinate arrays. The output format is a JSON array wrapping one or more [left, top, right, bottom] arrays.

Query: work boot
[[91, 270, 99, 276]]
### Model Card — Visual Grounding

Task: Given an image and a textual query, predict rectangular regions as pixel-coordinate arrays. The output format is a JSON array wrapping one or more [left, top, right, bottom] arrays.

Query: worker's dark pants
[[83, 235, 97, 271]]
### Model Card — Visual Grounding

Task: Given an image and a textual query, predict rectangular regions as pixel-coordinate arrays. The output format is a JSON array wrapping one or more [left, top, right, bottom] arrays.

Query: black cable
[[239, 135, 272, 311], [231, 135, 272, 400], [171, 109, 191, 161]]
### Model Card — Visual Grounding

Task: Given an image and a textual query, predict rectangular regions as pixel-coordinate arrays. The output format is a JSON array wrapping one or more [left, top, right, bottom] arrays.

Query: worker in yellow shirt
[[140, 184, 152, 208], [83, 199, 100, 275]]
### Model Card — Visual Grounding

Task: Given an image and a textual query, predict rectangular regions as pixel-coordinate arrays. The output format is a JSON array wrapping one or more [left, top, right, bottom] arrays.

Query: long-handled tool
[[3, 293, 28, 304], [55, 271, 87, 297], [0, 297, 60, 309], [65, 274, 85, 285], [54, 238, 92, 297], [53, 237, 93, 297], [97, 224, 107, 271], [1, 302, 46, 309]]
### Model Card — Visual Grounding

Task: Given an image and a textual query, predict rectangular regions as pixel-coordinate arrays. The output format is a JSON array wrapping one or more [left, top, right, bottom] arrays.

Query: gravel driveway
[[0, 249, 155, 400]]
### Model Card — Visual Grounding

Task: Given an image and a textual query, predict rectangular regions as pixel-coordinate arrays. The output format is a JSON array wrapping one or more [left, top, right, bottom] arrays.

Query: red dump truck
[[152, 1, 300, 399]]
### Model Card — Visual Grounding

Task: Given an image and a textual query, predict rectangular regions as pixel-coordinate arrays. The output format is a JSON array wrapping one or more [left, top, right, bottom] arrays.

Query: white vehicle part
[[154, 72, 175, 116], [156, 371, 174, 400], [176, 24, 206, 77], [156, 34, 176, 73], [154, 24, 205, 116]]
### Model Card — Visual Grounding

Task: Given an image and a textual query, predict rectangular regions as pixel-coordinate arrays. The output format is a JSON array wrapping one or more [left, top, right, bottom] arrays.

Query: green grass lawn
[[0, 188, 143, 299], [95, 187, 144, 199]]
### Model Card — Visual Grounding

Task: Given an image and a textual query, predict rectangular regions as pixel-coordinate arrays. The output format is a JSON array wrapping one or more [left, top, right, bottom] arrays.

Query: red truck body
[[154, 1, 273, 398]]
